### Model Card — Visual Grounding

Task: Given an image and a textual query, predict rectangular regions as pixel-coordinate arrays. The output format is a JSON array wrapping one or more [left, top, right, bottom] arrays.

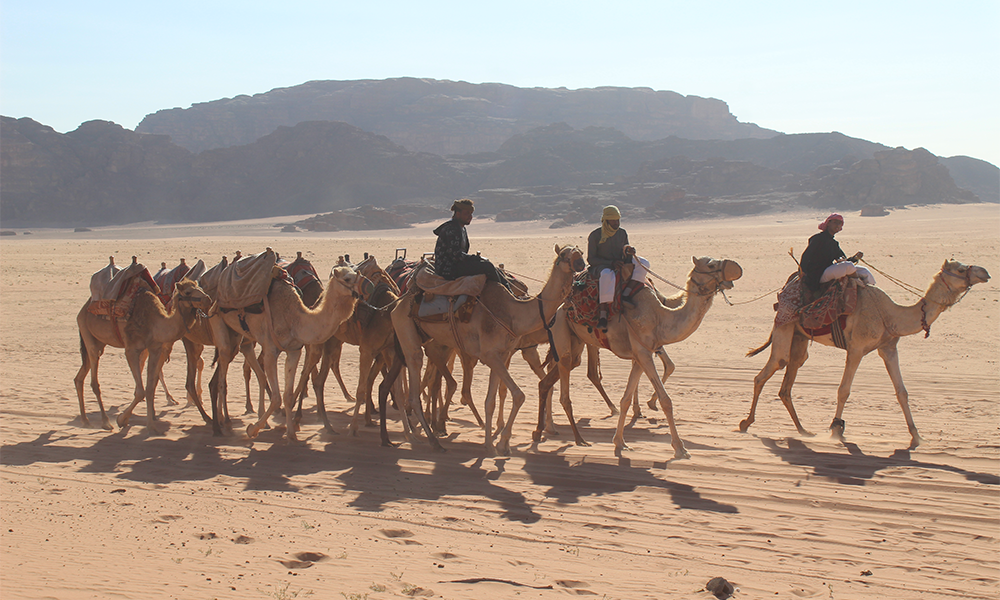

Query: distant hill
[[2, 77, 996, 226], [136, 78, 777, 155]]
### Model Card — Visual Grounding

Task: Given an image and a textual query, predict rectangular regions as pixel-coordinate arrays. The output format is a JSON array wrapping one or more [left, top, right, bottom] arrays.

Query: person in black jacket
[[433, 198, 511, 291], [800, 213, 874, 294]]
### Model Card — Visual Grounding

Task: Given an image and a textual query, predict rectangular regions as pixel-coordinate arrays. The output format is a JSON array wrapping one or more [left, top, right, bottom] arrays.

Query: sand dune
[[2, 204, 997, 599]]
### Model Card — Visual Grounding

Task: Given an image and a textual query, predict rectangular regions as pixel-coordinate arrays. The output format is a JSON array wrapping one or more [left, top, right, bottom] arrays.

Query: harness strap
[[537, 298, 559, 363]]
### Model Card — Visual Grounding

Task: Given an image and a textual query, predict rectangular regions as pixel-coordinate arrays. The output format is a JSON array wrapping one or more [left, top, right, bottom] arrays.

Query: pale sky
[[2, 1, 998, 166]]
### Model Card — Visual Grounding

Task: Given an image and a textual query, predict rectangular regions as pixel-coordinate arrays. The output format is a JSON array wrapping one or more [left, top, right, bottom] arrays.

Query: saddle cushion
[[409, 291, 478, 324], [414, 263, 487, 297], [90, 262, 158, 302], [565, 267, 634, 329], [774, 273, 858, 330]]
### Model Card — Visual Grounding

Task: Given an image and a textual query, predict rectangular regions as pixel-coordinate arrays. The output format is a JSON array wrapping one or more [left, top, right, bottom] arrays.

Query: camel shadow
[[759, 437, 1000, 486], [519, 450, 738, 513]]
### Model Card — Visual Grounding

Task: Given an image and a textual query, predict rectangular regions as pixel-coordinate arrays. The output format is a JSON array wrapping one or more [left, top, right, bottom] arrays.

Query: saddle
[[87, 259, 159, 341], [565, 263, 641, 332], [774, 272, 859, 346], [386, 258, 421, 294], [406, 262, 486, 324], [153, 259, 205, 307], [216, 249, 283, 310]]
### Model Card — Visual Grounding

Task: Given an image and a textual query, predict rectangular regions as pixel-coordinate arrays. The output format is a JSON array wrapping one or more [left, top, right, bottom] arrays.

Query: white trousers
[[599, 256, 649, 303], [820, 261, 876, 286]]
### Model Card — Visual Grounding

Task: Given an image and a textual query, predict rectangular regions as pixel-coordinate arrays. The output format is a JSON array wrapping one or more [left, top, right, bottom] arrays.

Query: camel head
[[173, 278, 214, 312], [329, 266, 371, 299], [554, 244, 587, 274], [691, 256, 743, 293], [941, 259, 991, 287]]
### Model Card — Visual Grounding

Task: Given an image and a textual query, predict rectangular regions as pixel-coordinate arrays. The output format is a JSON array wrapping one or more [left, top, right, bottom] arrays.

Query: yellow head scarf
[[599, 205, 622, 244]]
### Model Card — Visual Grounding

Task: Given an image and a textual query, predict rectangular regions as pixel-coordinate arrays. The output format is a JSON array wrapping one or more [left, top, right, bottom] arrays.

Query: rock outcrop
[[136, 78, 777, 155]]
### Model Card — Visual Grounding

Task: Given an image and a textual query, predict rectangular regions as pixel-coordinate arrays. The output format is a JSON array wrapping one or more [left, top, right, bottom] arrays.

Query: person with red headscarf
[[800, 213, 874, 294]]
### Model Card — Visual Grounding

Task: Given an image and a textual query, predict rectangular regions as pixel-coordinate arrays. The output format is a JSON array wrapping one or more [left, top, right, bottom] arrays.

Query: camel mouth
[[970, 266, 991, 284], [722, 260, 743, 282], [572, 258, 586, 272]]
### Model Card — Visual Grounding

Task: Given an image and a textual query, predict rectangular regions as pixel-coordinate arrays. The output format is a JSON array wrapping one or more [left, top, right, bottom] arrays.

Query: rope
[[720, 285, 785, 306], [859, 258, 925, 298], [503, 269, 546, 285], [642, 266, 687, 292]]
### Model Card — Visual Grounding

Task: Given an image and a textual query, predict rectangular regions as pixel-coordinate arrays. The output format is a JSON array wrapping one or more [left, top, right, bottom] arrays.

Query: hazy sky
[[2, 1, 998, 166]]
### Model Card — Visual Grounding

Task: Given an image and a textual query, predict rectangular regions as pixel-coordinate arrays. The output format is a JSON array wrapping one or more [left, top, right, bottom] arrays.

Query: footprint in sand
[[555, 580, 597, 596], [232, 535, 254, 544], [380, 528, 422, 545], [432, 552, 459, 560], [277, 552, 329, 569]]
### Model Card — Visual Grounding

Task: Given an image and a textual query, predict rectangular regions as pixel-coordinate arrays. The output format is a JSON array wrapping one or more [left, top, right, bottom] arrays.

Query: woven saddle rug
[[386, 258, 422, 294], [774, 273, 859, 332], [565, 265, 645, 332], [153, 259, 206, 307], [282, 256, 320, 291]]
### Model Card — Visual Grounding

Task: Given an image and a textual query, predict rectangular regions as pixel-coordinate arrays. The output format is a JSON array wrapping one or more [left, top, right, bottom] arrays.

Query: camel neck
[[649, 277, 716, 345], [885, 274, 963, 337]]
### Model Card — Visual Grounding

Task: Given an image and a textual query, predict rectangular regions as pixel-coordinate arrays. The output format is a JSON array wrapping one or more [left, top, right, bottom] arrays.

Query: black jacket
[[800, 231, 845, 291]]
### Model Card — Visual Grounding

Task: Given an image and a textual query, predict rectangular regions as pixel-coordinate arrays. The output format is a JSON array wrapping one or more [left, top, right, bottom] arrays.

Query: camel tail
[[211, 348, 219, 368], [746, 336, 772, 358]]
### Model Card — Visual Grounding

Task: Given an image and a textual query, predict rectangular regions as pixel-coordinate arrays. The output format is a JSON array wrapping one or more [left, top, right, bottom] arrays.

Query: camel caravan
[[74, 205, 990, 457]]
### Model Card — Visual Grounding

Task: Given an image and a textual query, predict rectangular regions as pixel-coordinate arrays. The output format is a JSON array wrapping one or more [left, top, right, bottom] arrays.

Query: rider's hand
[[851, 251, 863, 262], [624, 246, 636, 257]]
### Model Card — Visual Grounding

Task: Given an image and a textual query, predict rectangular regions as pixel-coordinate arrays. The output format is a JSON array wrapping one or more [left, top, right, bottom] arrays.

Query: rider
[[800, 213, 875, 295], [433, 198, 512, 292], [587, 205, 649, 330]]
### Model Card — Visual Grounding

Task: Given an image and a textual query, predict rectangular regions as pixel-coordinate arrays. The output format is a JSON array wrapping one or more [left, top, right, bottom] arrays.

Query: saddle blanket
[[774, 273, 858, 330], [217, 249, 278, 309], [87, 276, 149, 320], [410, 291, 478, 324], [283, 256, 320, 290], [90, 261, 158, 302], [565, 266, 641, 330], [197, 256, 229, 299], [387, 258, 420, 294], [154, 259, 205, 306]]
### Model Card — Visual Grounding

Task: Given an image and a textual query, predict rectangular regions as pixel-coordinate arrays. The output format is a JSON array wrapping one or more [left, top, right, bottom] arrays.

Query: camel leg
[[390, 312, 444, 451], [143, 344, 170, 434], [638, 351, 688, 459], [482, 368, 504, 456], [292, 343, 322, 426], [280, 347, 305, 442], [534, 363, 561, 442], [246, 346, 285, 440], [312, 338, 340, 433], [830, 349, 865, 442], [776, 333, 812, 436], [243, 355, 254, 414], [646, 350, 674, 412], [158, 371, 178, 406], [240, 341, 268, 422], [495, 355, 535, 456], [520, 345, 556, 431], [740, 328, 794, 433], [587, 345, 619, 417], [553, 341, 588, 446], [208, 335, 239, 435], [612, 361, 646, 451], [377, 354, 404, 447], [349, 346, 378, 435], [326, 340, 357, 406], [75, 334, 113, 430], [878, 339, 922, 448], [181, 338, 212, 424], [116, 348, 148, 429]]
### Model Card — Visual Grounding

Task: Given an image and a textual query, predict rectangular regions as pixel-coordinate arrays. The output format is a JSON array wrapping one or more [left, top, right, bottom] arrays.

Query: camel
[[75, 279, 214, 432], [391, 244, 587, 455], [740, 259, 990, 448], [539, 256, 743, 459], [216, 265, 364, 442], [243, 252, 325, 417], [292, 264, 405, 435]]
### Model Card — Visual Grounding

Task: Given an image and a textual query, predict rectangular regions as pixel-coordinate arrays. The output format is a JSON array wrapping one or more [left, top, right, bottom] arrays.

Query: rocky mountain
[[2, 76, 997, 227], [136, 78, 777, 155]]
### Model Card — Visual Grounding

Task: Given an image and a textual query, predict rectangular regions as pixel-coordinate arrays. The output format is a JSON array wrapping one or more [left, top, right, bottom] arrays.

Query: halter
[[920, 266, 973, 338]]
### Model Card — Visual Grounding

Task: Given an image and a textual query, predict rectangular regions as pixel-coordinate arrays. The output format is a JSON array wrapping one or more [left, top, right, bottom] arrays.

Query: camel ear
[[554, 243, 563, 254], [692, 256, 698, 265]]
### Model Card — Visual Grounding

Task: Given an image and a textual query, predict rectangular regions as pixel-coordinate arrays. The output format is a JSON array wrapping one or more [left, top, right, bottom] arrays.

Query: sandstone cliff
[[136, 78, 777, 155]]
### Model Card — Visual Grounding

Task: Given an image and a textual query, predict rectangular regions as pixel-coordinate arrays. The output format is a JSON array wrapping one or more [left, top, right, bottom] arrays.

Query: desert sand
[[1, 204, 997, 600]]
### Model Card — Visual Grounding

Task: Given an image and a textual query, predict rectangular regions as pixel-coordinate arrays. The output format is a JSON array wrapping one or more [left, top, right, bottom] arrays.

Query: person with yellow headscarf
[[587, 205, 650, 330]]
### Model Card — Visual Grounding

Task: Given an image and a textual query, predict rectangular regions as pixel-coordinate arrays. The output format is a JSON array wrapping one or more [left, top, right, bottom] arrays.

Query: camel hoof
[[647, 399, 658, 411], [246, 424, 260, 439], [830, 418, 846, 441], [738, 419, 752, 432], [576, 439, 592, 447], [381, 439, 398, 448], [531, 430, 543, 443], [800, 429, 816, 438], [673, 447, 691, 460], [608, 408, 619, 417], [101, 419, 113, 431], [116, 413, 130, 428]]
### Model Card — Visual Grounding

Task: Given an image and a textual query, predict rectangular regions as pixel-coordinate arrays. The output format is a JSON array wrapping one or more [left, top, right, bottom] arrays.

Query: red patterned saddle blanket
[[774, 273, 858, 332], [565, 265, 644, 331], [387, 259, 421, 294]]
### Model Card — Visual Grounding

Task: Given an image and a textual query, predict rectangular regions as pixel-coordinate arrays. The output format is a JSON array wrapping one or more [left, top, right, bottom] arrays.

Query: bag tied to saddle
[[87, 258, 159, 322], [216, 249, 279, 309]]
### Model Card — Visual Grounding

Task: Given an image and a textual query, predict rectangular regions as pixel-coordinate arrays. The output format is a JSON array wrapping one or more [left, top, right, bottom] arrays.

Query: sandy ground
[[1, 204, 998, 600]]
